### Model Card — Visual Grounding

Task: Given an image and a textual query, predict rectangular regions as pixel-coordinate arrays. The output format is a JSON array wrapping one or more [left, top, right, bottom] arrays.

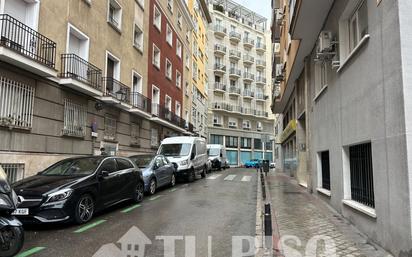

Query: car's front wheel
[[170, 173, 176, 187], [74, 194, 94, 224], [201, 166, 206, 178], [133, 181, 144, 203], [149, 178, 157, 195], [0, 226, 24, 257]]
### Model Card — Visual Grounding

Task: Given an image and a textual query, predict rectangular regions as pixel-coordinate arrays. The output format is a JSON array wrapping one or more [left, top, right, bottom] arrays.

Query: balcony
[[256, 76, 267, 85], [229, 31, 241, 43], [256, 42, 266, 53], [214, 24, 227, 38], [243, 90, 254, 99], [101, 77, 132, 109], [255, 93, 266, 101], [130, 92, 152, 118], [0, 14, 57, 77], [214, 44, 227, 55], [151, 103, 189, 133], [243, 72, 255, 82], [229, 50, 241, 61], [228, 87, 241, 96], [214, 63, 226, 75], [256, 59, 266, 69], [243, 54, 254, 65], [60, 54, 103, 96], [243, 37, 254, 48], [229, 68, 241, 79], [213, 82, 227, 93], [255, 110, 268, 117], [242, 108, 254, 116]]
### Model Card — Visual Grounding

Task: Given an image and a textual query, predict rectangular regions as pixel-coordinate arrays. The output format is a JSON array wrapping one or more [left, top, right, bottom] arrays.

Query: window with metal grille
[[320, 151, 331, 190], [349, 143, 375, 208], [151, 128, 158, 147], [104, 115, 117, 141], [241, 138, 251, 149], [0, 163, 24, 183], [0, 77, 35, 129], [63, 99, 87, 137], [226, 136, 238, 148], [130, 123, 140, 146], [254, 139, 262, 150], [210, 134, 223, 145]]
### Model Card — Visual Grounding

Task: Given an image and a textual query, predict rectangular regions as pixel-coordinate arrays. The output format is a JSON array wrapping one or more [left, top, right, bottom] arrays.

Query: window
[[228, 118, 237, 128], [67, 24, 89, 60], [185, 53, 190, 69], [0, 77, 35, 129], [192, 62, 198, 79], [130, 123, 140, 146], [100, 159, 117, 173], [256, 121, 263, 131], [153, 5, 162, 31], [166, 24, 173, 46], [177, 12, 182, 29], [315, 61, 328, 96], [133, 24, 143, 52], [210, 134, 223, 145], [254, 139, 262, 150], [243, 120, 251, 130], [348, 143, 375, 208], [185, 82, 189, 96], [319, 151, 331, 190], [63, 99, 87, 137], [176, 40, 182, 58], [226, 136, 238, 148], [241, 138, 251, 149], [116, 158, 134, 170], [0, 163, 24, 183], [151, 128, 159, 147], [167, 0, 173, 13], [108, 0, 122, 30], [104, 115, 117, 141], [176, 71, 182, 88], [152, 44, 160, 69], [213, 115, 222, 126], [166, 59, 172, 80], [348, 1, 368, 52], [175, 101, 181, 117], [165, 95, 172, 111]]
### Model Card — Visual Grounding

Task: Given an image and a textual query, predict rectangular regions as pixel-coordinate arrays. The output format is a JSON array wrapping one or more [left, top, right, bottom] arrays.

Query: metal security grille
[[0, 163, 24, 183], [349, 143, 375, 208], [63, 99, 87, 137], [0, 77, 35, 129], [104, 115, 117, 141], [321, 151, 331, 190]]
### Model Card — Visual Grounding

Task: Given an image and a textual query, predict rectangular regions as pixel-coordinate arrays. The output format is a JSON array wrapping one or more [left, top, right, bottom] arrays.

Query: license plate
[[12, 208, 29, 215]]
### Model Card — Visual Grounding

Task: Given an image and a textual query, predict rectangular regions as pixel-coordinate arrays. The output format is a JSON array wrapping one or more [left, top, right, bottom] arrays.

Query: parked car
[[158, 137, 208, 182], [129, 154, 176, 195], [244, 159, 261, 168], [207, 144, 227, 171], [12, 156, 144, 225]]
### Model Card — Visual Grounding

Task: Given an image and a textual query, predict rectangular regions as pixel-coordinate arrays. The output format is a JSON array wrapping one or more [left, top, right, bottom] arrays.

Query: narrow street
[[18, 168, 258, 257]]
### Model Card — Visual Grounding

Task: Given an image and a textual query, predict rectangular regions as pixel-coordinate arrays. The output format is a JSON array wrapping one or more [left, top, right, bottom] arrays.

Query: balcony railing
[[255, 110, 268, 117], [256, 76, 267, 84], [103, 77, 131, 104], [61, 54, 102, 90], [229, 31, 241, 41], [151, 103, 190, 130], [255, 93, 265, 100], [256, 42, 266, 51], [0, 14, 56, 68], [214, 44, 227, 53], [243, 90, 254, 98], [243, 37, 254, 47], [214, 25, 227, 35], [243, 72, 255, 81], [214, 83, 226, 91], [229, 50, 241, 59], [256, 60, 266, 67], [229, 68, 241, 77], [214, 63, 226, 72], [131, 92, 151, 113], [243, 54, 254, 63], [229, 87, 241, 95]]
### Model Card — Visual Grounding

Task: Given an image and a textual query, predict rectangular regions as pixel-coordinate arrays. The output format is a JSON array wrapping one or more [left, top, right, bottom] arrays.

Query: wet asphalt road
[[18, 168, 258, 257]]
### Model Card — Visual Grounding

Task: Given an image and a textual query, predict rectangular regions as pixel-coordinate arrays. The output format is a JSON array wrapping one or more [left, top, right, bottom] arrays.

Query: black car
[[12, 156, 144, 224]]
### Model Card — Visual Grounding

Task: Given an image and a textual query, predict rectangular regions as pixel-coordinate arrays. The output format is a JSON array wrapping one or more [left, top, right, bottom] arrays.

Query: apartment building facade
[[0, 0, 194, 180], [186, 0, 211, 139], [207, 0, 275, 166], [271, 0, 412, 254]]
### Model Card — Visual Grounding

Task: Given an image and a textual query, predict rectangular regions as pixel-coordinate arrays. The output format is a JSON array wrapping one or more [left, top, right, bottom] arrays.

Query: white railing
[[0, 76, 34, 129], [0, 163, 24, 183], [63, 99, 87, 137]]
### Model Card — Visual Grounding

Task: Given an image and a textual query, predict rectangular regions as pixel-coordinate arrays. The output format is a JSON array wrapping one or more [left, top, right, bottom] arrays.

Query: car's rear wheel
[[149, 178, 157, 195], [133, 181, 144, 203], [170, 173, 176, 187], [187, 169, 195, 182], [201, 166, 206, 178], [75, 194, 94, 224]]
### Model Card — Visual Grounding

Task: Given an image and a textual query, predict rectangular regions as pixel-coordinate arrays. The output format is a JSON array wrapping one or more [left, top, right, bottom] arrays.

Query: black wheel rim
[[78, 196, 94, 222], [150, 180, 156, 194], [136, 183, 144, 201], [0, 227, 17, 251], [171, 174, 176, 186]]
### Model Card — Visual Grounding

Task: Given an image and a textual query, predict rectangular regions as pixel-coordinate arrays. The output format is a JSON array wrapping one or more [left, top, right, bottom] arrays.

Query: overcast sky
[[236, 0, 272, 20]]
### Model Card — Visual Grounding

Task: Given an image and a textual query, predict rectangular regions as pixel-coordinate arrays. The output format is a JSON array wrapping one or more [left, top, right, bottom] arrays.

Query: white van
[[207, 144, 227, 170], [157, 137, 208, 182]]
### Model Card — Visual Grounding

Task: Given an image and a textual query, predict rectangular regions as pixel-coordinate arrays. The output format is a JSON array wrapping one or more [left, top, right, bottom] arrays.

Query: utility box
[[262, 160, 270, 173]]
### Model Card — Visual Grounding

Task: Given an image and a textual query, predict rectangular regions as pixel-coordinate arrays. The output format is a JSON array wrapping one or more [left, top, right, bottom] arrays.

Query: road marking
[[224, 175, 236, 181], [169, 188, 178, 192], [150, 195, 163, 201], [121, 204, 141, 213], [16, 247, 46, 257], [241, 176, 252, 182], [74, 219, 107, 233], [207, 174, 222, 180]]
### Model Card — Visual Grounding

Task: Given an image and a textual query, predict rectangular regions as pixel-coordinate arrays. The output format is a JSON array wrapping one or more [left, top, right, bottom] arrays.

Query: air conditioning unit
[[243, 122, 250, 129], [318, 31, 333, 53], [257, 122, 263, 131]]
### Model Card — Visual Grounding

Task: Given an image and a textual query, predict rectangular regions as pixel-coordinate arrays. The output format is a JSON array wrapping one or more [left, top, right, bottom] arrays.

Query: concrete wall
[[307, 0, 412, 254]]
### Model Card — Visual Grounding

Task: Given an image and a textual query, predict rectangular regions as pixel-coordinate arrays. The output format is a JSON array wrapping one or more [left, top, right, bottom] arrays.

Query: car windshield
[[130, 155, 154, 168], [41, 158, 103, 176], [208, 148, 220, 156], [159, 144, 191, 157]]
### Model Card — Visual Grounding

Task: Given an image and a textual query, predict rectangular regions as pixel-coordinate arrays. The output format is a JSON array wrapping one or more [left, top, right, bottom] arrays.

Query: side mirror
[[99, 171, 109, 178], [190, 152, 195, 160], [153, 164, 159, 170]]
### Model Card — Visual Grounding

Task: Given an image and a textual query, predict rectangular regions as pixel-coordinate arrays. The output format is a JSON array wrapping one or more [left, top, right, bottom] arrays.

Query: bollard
[[264, 203, 272, 236]]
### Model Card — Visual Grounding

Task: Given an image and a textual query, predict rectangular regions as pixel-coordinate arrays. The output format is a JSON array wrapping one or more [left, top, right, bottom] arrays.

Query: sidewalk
[[266, 172, 392, 257]]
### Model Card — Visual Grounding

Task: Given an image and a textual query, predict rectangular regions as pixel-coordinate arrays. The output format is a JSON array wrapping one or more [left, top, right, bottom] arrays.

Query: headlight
[[180, 160, 188, 166], [0, 194, 12, 208], [46, 189, 73, 203]]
